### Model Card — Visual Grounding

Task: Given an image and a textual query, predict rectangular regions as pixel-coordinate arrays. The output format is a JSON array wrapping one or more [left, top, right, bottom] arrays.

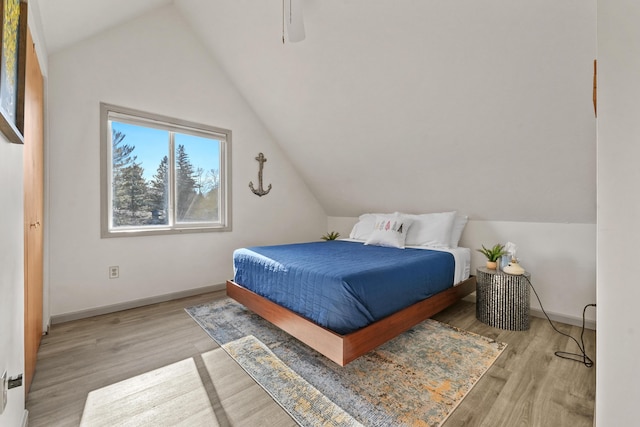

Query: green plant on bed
[[477, 243, 507, 261], [321, 231, 340, 241]]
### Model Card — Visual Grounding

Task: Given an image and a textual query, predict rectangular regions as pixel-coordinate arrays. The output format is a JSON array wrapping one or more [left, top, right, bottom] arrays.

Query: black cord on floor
[[521, 274, 595, 368]]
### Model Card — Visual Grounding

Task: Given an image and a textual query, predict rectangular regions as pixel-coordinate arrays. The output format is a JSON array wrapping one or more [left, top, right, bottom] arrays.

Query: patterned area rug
[[222, 335, 363, 427], [186, 298, 506, 427]]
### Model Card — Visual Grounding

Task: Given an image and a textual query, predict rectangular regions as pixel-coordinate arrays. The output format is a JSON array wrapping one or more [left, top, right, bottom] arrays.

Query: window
[[100, 103, 231, 237]]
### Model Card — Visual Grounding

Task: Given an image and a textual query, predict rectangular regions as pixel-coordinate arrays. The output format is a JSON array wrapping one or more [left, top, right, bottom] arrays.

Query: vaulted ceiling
[[34, 0, 172, 54], [32, 0, 597, 223]]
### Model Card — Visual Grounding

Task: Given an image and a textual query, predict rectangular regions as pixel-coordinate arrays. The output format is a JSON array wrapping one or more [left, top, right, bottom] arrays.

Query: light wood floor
[[26, 291, 595, 426]]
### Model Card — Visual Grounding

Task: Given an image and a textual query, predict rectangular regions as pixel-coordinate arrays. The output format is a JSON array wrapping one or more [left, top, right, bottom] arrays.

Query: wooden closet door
[[23, 22, 44, 395]]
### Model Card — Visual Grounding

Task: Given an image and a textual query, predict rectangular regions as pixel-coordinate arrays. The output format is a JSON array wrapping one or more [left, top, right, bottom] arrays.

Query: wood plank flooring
[[26, 291, 595, 426]]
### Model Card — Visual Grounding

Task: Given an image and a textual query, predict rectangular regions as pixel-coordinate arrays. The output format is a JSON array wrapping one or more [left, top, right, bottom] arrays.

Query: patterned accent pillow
[[364, 214, 413, 249], [349, 213, 391, 240]]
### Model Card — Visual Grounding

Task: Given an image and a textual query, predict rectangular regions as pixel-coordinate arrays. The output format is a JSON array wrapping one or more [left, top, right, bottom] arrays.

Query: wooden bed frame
[[226, 276, 476, 366]]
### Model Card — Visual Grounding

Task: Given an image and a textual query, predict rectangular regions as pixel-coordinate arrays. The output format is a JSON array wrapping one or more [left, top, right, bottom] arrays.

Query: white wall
[[329, 217, 596, 324], [597, 0, 640, 423], [177, 0, 597, 224], [0, 139, 25, 426], [46, 5, 326, 318]]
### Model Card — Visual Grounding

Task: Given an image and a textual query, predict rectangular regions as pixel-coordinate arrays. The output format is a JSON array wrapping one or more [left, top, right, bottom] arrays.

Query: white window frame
[[100, 103, 232, 237]]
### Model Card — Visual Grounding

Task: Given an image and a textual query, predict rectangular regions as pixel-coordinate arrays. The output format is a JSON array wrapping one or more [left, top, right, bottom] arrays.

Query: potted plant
[[477, 243, 507, 270], [321, 231, 340, 241]]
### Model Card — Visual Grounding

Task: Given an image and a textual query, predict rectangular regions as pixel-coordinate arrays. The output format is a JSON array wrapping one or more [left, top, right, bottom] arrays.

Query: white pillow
[[349, 213, 394, 241], [449, 215, 468, 248], [404, 211, 457, 248], [364, 214, 413, 249]]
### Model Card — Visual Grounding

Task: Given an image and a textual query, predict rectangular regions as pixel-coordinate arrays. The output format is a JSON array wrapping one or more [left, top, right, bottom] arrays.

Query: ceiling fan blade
[[284, 0, 305, 42]]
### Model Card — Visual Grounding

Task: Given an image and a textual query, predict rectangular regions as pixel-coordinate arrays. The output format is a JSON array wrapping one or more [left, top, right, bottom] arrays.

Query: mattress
[[233, 240, 471, 334]]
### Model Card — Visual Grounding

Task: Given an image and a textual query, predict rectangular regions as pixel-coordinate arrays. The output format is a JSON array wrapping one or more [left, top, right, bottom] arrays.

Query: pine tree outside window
[[100, 103, 231, 237]]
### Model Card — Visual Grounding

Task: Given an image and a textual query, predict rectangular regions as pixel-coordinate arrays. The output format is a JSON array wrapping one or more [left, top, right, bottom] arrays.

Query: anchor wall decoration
[[249, 152, 272, 197]]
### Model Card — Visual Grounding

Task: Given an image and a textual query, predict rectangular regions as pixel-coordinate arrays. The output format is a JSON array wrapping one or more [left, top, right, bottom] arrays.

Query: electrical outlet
[[109, 266, 119, 279], [1, 370, 7, 415]]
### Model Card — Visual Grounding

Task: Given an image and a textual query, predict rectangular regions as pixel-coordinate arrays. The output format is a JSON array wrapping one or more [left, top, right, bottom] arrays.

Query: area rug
[[80, 358, 218, 426], [186, 298, 506, 427], [219, 335, 363, 426]]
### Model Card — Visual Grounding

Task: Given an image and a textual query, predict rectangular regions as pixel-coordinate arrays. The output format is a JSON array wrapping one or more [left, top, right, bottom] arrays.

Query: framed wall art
[[0, 0, 26, 145]]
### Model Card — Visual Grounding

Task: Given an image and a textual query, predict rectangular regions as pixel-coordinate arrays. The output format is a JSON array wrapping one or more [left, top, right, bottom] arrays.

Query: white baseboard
[[50, 283, 225, 324], [463, 293, 596, 330], [22, 409, 28, 427]]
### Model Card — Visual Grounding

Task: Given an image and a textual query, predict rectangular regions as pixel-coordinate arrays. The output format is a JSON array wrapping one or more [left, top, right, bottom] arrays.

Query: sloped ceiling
[[35, 0, 597, 223], [35, 0, 172, 53]]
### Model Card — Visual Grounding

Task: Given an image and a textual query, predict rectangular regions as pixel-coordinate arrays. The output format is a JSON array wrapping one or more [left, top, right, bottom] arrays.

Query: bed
[[227, 212, 476, 366]]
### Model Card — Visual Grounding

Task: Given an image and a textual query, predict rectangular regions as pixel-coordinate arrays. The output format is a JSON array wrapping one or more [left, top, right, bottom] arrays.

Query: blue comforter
[[233, 240, 455, 334]]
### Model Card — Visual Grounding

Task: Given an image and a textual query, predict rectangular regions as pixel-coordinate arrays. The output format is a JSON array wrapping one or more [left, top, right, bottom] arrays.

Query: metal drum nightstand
[[476, 267, 531, 331]]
